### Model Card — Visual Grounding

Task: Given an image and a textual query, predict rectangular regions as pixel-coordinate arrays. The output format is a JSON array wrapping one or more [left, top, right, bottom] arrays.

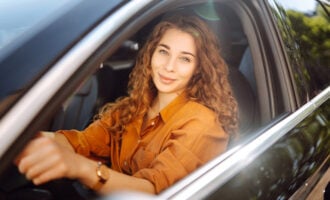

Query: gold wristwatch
[[92, 161, 110, 191]]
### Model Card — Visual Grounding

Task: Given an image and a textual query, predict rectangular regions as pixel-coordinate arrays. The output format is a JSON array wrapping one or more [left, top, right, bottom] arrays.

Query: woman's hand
[[15, 132, 156, 194], [15, 133, 84, 185]]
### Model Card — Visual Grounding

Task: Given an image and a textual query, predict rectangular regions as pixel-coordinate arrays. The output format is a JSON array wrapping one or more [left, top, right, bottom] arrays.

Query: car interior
[[49, 3, 261, 139], [0, 2, 263, 199]]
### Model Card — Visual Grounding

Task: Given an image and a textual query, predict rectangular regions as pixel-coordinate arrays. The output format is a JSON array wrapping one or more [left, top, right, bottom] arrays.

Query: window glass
[[0, 0, 81, 52], [268, 0, 330, 102], [0, 0, 82, 116]]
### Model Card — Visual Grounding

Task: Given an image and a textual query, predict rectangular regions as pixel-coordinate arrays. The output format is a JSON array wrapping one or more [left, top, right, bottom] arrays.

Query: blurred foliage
[[273, 2, 330, 99], [286, 8, 330, 74]]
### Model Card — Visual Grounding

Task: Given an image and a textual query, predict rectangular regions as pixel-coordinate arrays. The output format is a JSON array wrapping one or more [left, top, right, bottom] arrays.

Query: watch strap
[[92, 161, 109, 191]]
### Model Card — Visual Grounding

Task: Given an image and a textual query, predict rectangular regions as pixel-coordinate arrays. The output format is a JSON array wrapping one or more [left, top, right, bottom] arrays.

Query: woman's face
[[151, 28, 197, 97]]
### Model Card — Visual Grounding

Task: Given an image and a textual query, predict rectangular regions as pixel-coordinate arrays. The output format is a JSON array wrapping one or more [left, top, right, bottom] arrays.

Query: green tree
[[286, 4, 330, 93]]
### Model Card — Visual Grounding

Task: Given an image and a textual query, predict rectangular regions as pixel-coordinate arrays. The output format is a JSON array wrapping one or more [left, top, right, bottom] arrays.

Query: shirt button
[[124, 161, 127, 166], [151, 121, 155, 126]]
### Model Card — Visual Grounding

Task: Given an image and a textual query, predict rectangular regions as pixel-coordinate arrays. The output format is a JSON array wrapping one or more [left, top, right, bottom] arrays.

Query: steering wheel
[[0, 164, 98, 200]]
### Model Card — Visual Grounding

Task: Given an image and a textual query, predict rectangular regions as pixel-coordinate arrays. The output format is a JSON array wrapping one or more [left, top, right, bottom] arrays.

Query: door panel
[[207, 96, 329, 199]]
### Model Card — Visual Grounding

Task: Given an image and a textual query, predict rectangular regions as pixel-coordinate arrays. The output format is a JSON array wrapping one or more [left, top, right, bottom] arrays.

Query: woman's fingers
[[31, 162, 68, 185], [17, 137, 49, 173], [24, 151, 62, 180], [17, 136, 74, 184]]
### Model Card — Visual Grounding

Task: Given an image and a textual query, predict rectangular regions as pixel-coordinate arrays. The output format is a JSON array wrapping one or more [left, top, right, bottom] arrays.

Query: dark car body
[[0, 0, 329, 199]]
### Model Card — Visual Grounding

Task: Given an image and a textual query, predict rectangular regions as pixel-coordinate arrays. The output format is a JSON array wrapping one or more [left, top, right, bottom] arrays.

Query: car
[[0, 0, 329, 199]]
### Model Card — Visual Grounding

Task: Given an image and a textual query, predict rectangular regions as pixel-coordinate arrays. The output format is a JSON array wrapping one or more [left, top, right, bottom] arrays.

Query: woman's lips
[[159, 73, 176, 84]]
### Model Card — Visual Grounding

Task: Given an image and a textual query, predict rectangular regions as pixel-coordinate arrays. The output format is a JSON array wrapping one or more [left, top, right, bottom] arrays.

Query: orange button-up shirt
[[58, 94, 228, 193]]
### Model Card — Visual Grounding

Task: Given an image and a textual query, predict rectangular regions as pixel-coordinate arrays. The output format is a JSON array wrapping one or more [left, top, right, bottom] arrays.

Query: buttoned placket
[[121, 113, 160, 174], [135, 113, 160, 149], [140, 113, 159, 136]]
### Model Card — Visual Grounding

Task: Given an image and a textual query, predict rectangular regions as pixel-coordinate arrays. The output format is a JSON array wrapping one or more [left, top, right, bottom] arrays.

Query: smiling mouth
[[159, 73, 176, 84]]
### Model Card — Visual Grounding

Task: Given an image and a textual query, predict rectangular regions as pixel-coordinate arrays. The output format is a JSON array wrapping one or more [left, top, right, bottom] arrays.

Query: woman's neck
[[146, 92, 180, 121], [154, 92, 179, 112]]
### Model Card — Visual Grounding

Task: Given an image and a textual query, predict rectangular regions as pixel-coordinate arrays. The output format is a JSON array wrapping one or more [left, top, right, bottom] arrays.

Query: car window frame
[[0, 0, 125, 117], [0, 0, 153, 174], [159, 0, 330, 198]]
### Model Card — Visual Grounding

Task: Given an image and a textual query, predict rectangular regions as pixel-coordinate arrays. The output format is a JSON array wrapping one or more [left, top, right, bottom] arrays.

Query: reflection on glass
[[276, 0, 317, 12], [210, 100, 330, 199], [0, 0, 81, 50], [268, 0, 330, 102]]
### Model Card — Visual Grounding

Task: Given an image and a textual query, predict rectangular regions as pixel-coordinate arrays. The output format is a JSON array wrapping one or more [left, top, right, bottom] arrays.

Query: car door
[[0, 0, 154, 199], [0, 0, 328, 199], [157, 0, 330, 199]]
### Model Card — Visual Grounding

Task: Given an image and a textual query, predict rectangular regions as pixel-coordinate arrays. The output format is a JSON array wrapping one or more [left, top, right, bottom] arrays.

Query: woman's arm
[[78, 160, 155, 194], [16, 133, 155, 194]]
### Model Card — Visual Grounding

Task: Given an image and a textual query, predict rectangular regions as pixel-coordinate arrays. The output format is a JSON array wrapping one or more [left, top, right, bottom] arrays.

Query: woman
[[16, 14, 238, 195]]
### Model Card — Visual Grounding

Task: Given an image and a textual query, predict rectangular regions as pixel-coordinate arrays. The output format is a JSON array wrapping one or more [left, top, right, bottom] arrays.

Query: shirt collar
[[159, 92, 189, 123]]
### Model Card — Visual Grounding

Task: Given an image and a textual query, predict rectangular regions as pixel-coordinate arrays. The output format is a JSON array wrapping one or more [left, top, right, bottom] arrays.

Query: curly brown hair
[[99, 14, 238, 138]]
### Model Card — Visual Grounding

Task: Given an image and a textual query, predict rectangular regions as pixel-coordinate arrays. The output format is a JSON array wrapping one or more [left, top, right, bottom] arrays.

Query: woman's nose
[[164, 57, 175, 72]]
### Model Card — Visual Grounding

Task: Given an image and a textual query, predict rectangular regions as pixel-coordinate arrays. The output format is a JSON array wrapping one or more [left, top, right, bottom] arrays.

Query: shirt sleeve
[[133, 110, 228, 193], [56, 116, 111, 158]]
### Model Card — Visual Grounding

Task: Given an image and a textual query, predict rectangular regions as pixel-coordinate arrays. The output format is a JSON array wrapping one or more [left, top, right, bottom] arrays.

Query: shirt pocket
[[131, 147, 157, 172]]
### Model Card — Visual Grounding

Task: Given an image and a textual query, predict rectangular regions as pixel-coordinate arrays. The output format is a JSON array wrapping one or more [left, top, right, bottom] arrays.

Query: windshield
[[0, 0, 81, 52], [0, 0, 82, 115]]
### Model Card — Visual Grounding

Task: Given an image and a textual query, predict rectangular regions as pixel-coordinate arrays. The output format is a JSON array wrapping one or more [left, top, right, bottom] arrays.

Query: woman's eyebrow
[[182, 51, 195, 57], [158, 44, 195, 57], [159, 44, 170, 49]]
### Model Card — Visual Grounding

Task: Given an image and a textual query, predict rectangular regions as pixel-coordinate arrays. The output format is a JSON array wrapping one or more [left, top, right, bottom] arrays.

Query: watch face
[[98, 164, 110, 182]]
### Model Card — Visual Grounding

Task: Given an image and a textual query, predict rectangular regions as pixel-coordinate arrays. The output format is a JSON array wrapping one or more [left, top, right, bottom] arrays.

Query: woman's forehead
[[158, 28, 197, 55]]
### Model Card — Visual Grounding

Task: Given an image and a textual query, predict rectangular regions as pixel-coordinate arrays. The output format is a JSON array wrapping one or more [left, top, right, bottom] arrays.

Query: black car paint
[[207, 99, 329, 199]]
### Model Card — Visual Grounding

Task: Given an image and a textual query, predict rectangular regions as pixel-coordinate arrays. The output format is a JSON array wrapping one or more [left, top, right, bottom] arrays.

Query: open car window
[[47, 2, 270, 143]]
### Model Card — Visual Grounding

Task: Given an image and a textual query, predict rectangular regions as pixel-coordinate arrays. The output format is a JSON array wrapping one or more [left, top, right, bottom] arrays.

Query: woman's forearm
[[41, 132, 155, 194], [76, 158, 155, 195], [99, 168, 155, 194]]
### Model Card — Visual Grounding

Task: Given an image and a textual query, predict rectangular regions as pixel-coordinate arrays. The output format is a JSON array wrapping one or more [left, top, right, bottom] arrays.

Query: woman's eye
[[180, 56, 192, 63], [158, 49, 168, 55]]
